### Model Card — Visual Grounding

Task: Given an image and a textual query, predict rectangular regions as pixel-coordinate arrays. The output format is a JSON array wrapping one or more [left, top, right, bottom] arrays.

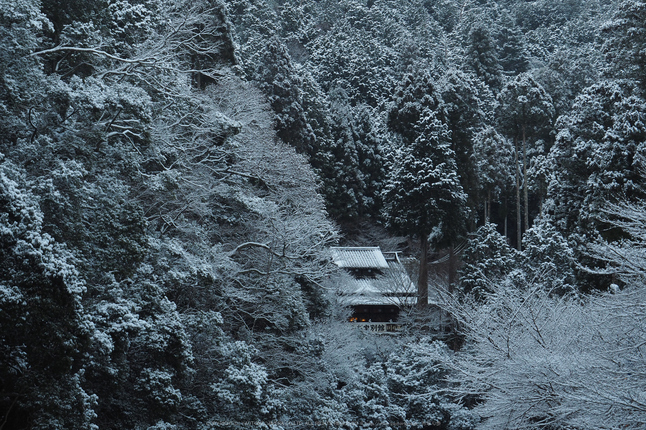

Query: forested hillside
[[1, 0, 646, 429]]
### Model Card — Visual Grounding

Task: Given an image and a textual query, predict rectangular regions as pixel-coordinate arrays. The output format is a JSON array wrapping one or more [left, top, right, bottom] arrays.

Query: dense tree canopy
[[2, 0, 645, 428]]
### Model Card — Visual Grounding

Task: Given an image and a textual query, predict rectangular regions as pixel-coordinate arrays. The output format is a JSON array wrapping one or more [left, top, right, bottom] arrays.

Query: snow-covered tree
[[3, 0, 642, 427], [497, 73, 555, 248], [0, 160, 96, 429], [319, 90, 386, 223], [588, 198, 646, 284], [521, 216, 577, 295], [547, 80, 646, 258], [253, 37, 317, 154], [339, 338, 476, 430], [603, 0, 646, 91], [446, 199, 646, 430], [383, 110, 468, 305], [472, 126, 514, 225], [496, 10, 528, 76], [466, 24, 503, 90], [440, 69, 494, 223], [387, 70, 443, 145], [458, 223, 518, 299]]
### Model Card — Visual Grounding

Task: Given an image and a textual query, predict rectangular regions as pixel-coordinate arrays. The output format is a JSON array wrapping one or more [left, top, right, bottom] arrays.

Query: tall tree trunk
[[504, 195, 508, 240], [484, 199, 489, 224], [418, 234, 429, 308], [487, 189, 492, 223], [515, 139, 522, 250], [448, 245, 455, 294], [523, 125, 529, 233]]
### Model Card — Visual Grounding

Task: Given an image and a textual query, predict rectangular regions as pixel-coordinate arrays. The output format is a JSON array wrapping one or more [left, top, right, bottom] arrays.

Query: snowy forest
[[2, 0, 646, 428]]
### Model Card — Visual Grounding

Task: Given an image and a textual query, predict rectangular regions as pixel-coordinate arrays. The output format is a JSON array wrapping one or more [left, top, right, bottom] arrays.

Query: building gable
[[331, 247, 417, 328]]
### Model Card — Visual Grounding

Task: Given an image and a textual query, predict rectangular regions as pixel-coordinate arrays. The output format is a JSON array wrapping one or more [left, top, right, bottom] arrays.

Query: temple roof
[[331, 247, 417, 306], [330, 246, 389, 269]]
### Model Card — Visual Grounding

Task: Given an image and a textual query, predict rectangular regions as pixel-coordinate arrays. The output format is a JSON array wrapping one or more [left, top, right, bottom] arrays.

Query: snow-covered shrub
[[337, 337, 476, 430], [458, 223, 518, 299], [447, 279, 646, 429]]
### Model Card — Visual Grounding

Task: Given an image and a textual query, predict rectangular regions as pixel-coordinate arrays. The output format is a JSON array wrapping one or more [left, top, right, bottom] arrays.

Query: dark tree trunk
[[448, 245, 456, 294], [417, 234, 429, 308], [515, 139, 522, 250], [504, 195, 508, 240], [523, 125, 529, 233], [486, 189, 492, 223]]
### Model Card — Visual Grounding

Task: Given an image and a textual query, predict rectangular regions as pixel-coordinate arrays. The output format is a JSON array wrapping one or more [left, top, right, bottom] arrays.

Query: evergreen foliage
[[603, 0, 646, 91], [387, 71, 443, 145], [496, 73, 555, 145], [2, 0, 645, 428], [496, 11, 529, 75], [548, 81, 646, 242], [466, 25, 503, 90], [0, 160, 95, 430], [439, 69, 494, 223], [459, 223, 518, 299], [320, 90, 386, 222], [383, 111, 467, 247], [471, 126, 514, 224], [253, 37, 316, 154]]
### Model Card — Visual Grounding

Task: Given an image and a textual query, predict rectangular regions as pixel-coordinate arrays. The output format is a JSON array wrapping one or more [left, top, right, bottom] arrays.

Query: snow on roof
[[330, 247, 389, 269], [340, 276, 418, 306], [332, 247, 418, 306]]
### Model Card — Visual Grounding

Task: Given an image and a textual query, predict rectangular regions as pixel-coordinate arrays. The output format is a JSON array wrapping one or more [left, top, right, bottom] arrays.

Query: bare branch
[[29, 45, 158, 65]]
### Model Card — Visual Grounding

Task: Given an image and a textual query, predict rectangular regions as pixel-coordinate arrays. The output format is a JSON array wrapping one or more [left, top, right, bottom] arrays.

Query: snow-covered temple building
[[331, 247, 416, 332]]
